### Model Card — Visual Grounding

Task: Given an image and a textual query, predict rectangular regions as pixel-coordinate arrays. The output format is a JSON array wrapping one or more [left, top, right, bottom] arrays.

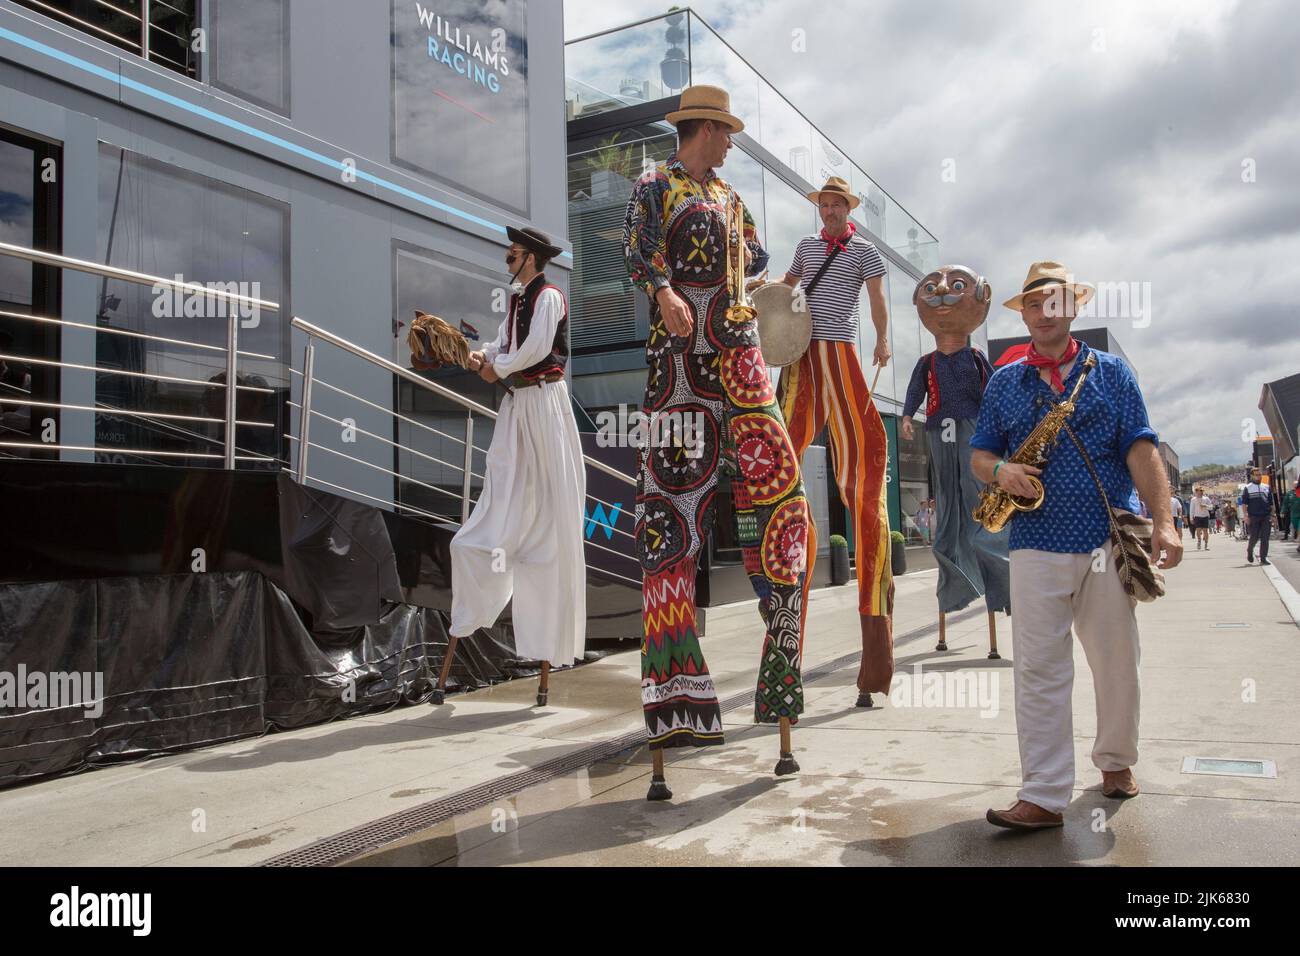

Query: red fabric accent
[[925, 352, 940, 417], [994, 343, 1031, 367], [820, 221, 855, 256], [1024, 337, 1081, 394]]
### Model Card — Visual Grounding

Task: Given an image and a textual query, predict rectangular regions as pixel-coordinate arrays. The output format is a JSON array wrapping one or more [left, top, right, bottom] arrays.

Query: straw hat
[[665, 85, 745, 134], [807, 176, 860, 210], [1002, 261, 1095, 311]]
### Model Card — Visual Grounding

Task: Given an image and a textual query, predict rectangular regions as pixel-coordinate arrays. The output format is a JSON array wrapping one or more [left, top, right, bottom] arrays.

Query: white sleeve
[[481, 317, 509, 364], [493, 289, 562, 377]]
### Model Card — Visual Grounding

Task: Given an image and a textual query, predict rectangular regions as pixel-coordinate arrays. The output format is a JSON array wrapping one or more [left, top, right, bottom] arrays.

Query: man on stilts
[[424, 226, 587, 707], [775, 177, 895, 707], [623, 86, 811, 801]]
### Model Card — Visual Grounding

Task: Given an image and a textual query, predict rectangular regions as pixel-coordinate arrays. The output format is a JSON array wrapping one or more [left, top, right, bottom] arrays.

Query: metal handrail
[[0, 240, 281, 468], [290, 316, 637, 487]]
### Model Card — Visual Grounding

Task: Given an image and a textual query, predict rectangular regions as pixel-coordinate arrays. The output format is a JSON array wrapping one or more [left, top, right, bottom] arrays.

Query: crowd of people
[[1139, 469, 1300, 565]]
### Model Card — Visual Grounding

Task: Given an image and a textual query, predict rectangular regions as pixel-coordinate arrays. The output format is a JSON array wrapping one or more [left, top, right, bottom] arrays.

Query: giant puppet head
[[912, 265, 992, 351]]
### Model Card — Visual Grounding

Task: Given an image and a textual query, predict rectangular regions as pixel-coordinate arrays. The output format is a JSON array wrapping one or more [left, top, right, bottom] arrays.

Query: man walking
[[970, 262, 1182, 830], [1241, 468, 1272, 565], [1189, 486, 1212, 551]]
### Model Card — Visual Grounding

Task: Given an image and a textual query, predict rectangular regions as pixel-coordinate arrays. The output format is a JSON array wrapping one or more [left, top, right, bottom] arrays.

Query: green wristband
[[993, 460, 1006, 479]]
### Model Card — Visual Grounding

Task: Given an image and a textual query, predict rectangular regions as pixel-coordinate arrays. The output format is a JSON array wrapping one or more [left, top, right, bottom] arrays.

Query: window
[[11, 1, 198, 78], [391, 0, 529, 214], [0, 130, 61, 460], [95, 144, 289, 468], [392, 241, 510, 520], [210, 0, 290, 113]]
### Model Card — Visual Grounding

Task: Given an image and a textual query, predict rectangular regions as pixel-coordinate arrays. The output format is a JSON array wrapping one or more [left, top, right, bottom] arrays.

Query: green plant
[[584, 133, 637, 181], [829, 534, 848, 547], [890, 530, 905, 545]]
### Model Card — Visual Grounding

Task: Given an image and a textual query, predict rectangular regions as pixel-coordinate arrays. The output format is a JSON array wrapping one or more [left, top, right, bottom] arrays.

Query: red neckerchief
[[820, 221, 855, 256], [1025, 337, 1081, 394]]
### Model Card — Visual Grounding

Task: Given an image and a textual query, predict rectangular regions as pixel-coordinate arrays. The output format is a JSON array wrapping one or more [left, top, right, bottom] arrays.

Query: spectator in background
[[1290, 486, 1300, 551], [1241, 468, 1272, 565], [1170, 493, 1184, 539], [1281, 488, 1294, 542], [1222, 497, 1239, 539], [1189, 486, 1212, 551]]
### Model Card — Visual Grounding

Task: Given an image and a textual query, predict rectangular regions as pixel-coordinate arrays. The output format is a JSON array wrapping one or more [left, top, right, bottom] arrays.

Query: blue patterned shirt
[[902, 347, 994, 429], [970, 342, 1158, 553]]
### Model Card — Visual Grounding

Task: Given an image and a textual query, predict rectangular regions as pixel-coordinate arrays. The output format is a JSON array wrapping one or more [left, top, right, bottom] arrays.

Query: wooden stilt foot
[[987, 611, 1001, 660], [774, 717, 800, 776], [935, 610, 948, 652], [432, 634, 460, 705], [536, 661, 550, 707], [647, 749, 672, 801]]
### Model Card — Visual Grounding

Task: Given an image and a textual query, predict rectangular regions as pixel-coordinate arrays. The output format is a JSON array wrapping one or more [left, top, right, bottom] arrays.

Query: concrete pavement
[[1, 539, 1296, 867]]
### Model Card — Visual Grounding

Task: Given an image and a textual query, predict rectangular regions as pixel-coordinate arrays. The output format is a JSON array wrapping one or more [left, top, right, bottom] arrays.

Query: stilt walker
[[411, 227, 588, 706], [773, 176, 895, 709], [900, 266, 1010, 657], [624, 86, 811, 801]]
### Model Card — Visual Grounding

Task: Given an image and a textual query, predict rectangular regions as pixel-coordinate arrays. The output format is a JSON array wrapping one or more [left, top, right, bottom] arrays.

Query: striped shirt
[[789, 232, 887, 343]]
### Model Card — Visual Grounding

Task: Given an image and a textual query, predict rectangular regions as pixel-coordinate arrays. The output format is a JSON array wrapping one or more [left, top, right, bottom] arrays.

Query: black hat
[[506, 225, 563, 260]]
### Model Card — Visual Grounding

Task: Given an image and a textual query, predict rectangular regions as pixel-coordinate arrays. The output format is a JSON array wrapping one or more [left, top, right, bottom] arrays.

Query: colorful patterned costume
[[778, 340, 894, 692], [624, 155, 810, 749]]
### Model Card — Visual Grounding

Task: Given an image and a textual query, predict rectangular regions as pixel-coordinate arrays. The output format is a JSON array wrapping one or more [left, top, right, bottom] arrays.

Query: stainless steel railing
[[0, 240, 640, 585], [0, 241, 281, 467]]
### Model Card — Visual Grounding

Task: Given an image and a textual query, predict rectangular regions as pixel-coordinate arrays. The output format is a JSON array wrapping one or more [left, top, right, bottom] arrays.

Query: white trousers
[[1009, 543, 1141, 813], [450, 380, 587, 666]]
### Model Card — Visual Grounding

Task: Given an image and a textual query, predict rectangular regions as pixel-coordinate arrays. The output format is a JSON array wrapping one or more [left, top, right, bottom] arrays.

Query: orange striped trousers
[[778, 339, 895, 691]]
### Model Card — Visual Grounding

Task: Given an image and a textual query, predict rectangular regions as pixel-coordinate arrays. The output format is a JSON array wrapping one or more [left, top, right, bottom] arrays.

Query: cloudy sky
[[564, 0, 1299, 468]]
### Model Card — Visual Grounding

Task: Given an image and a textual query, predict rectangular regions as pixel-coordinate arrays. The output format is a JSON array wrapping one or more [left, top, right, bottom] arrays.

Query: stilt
[[935, 610, 948, 652], [431, 634, 460, 705], [536, 661, 550, 707], [647, 749, 672, 801], [774, 717, 800, 776], [987, 611, 1001, 660], [856, 691, 873, 708]]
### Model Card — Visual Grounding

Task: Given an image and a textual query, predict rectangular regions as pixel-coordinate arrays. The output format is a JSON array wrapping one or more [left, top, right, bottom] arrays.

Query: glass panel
[[95, 144, 289, 468], [10, 1, 144, 57], [392, 0, 529, 214], [565, 13, 685, 120], [685, 16, 759, 134], [889, 204, 940, 273], [211, 0, 290, 113], [884, 262, 924, 411], [0, 139, 36, 452], [393, 243, 506, 521], [758, 78, 812, 183], [148, 0, 198, 77], [759, 169, 818, 291], [849, 162, 887, 239]]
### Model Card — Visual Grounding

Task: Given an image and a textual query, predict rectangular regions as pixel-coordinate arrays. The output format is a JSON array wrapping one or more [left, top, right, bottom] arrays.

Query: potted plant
[[890, 530, 907, 576], [828, 534, 850, 585]]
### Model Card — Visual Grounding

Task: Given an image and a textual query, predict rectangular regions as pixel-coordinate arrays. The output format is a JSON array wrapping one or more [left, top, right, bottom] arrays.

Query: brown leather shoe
[[985, 800, 1064, 830], [1101, 769, 1140, 798]]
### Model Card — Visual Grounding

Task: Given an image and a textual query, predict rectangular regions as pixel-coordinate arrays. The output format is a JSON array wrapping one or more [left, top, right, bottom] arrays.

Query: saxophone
[[972, 352, 1098, 533]]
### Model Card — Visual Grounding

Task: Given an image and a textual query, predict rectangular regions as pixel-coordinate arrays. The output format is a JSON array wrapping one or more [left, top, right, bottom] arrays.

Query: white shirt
[[482, 285, 564, 378], [1169, 496, 1183, 517], [1190, 495, 1211, 519]]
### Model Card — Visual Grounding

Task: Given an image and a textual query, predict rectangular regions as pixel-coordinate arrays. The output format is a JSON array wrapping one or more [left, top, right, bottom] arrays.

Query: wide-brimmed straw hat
[[806, 176, 860, 210], [1002, 261, 1095, 311], [665, 85, 745, 134]]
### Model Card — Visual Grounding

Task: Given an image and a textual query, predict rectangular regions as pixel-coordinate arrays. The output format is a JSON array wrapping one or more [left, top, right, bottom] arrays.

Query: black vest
[[506, 273, 569, 382]]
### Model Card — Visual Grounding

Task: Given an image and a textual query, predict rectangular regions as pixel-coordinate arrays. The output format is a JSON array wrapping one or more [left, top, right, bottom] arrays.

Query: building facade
[[0, 0, 568, 519]]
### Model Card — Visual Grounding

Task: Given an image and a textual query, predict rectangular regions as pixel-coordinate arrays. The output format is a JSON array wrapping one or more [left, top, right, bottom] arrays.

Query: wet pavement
[[2, 541, 1296, 867]]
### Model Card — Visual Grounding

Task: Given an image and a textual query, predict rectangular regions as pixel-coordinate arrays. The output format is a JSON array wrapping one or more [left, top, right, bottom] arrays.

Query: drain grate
[[1181, 756, 1277, 778], [258, 606, 984, 867], [1210, 622, 1251, 629]]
